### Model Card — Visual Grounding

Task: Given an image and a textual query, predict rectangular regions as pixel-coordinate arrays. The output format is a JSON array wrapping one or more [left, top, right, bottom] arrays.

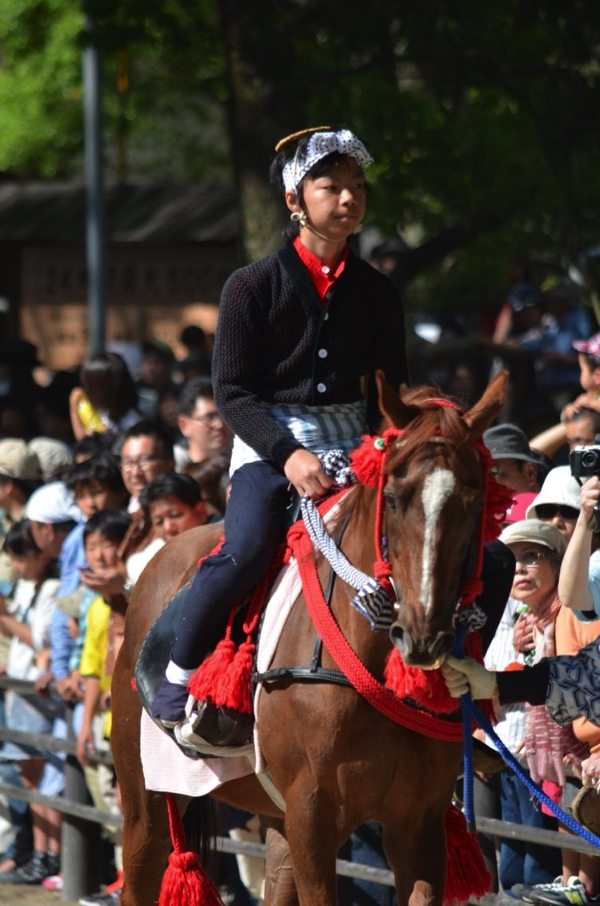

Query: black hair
[[3, 518, 42, 556], [83, 509, 131, 545], [177, 377, 215, 417], [269, 126, 365, 242], [179, 325, 207, 351], [565, 406, 600, 435], [118, 420, 174, 460], [65, 453, 128, 499], [138, 472, 202, 515], [80, 352, 139, 421], [73, 432, 117, 460]]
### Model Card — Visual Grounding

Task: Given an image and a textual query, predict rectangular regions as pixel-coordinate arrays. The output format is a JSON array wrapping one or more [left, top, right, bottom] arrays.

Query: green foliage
[[1, 0, 600, 312]]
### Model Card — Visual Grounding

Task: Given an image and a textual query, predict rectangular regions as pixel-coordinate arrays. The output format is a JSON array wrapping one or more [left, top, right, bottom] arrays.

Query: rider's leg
[[152, 461, 292, 725]]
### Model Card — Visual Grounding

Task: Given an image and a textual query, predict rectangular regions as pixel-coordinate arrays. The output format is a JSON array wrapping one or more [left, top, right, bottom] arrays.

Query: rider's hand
[[284, 449, 334, 500], [441, 655, 498, 700]]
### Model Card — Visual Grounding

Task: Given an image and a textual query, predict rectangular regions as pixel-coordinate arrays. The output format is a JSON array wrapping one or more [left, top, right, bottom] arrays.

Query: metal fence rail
[[1, 674, 599, 901]]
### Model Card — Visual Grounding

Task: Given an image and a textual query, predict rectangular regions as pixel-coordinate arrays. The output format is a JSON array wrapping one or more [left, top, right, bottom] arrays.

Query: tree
[[2, 0, 600, 315]]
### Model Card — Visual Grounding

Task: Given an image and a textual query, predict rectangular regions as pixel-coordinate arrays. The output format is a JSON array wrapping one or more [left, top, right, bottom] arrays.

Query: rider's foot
[[151, 676, 189, 728]]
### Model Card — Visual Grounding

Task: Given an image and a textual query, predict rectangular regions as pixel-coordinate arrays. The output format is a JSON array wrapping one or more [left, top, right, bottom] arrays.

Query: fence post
[[61, 705, 102, 902]]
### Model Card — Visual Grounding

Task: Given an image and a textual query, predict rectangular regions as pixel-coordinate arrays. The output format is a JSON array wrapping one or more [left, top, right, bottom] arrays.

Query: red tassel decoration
[[443, 805, 491, 905], [187, 638, 236, 702], [158, 850, 223, 906], [349, 435, 386, 487], [384, 650, 458, 714], [159, 793, 224, 906], [215, 639, 255, 713]]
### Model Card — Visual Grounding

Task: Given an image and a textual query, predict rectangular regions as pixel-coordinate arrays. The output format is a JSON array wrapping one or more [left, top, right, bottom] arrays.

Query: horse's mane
[[385, 385, 472, 475]]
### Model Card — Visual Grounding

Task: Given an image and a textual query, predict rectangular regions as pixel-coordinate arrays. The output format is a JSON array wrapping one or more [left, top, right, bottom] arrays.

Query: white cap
[[25, 481, 83, 525], [526, 465, 581, 518]]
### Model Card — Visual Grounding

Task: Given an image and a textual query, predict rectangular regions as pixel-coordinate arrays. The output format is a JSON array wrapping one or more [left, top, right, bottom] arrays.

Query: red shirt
[[293, 236, 348, 302]]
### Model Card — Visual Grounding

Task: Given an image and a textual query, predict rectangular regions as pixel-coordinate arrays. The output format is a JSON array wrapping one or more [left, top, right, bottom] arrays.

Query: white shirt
[[7, 577, 60, 680], [484, 596, 528, 756]]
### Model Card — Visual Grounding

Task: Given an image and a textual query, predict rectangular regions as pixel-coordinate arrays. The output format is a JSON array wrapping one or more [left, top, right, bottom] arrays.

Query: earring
[[290, 211, 308, 227]]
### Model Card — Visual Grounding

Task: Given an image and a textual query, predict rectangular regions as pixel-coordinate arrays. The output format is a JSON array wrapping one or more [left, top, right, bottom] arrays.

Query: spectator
[[483, 424, 545, 493], [27, 438, 74, 483], [69, 353, 140, 441], [525, 466, 582, 544], [0, 439, 42, 596], [117, 421, 175, 514], [183, 455, 230, 522], [138, 473, 207, 541], [174, 377, 232, 471], [0, 520, 62, 885], [136, 340, 177, 420]]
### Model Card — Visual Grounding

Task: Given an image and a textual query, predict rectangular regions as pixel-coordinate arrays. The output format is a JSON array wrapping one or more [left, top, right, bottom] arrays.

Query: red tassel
[[443, 805, 491, 905], [215, 639, 255, 713], [158, 850, 223, 906], [187, 638, 236, 702], [349, 435, 386, 487], [384, 650, 458, 714]]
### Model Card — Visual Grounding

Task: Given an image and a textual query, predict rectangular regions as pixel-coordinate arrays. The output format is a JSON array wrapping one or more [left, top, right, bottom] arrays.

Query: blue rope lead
[[463, 693, 600, 850]]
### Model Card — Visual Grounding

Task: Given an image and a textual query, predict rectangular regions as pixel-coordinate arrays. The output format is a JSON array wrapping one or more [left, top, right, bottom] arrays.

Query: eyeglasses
[[536, 503, 579, 521], [121, 455, 162, 472], [514, 549, 548, 567], [189, 411, 223, 426]]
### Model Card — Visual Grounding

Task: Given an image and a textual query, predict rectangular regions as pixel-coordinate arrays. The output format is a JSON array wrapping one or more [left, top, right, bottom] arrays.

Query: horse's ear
[[463, 370, 508, 437], [376, 370, 420, 428]]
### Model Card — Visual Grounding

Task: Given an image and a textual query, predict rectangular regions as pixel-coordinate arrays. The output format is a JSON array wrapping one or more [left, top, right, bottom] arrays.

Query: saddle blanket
[[140, 492, 350, 795]]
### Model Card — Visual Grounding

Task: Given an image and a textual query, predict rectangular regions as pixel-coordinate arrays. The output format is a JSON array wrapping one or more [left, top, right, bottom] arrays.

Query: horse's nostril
[[390, 623, 411, 656]]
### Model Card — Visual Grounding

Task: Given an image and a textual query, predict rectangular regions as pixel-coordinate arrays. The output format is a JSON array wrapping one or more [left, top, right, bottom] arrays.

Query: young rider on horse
[[151, 126, 409, 728]]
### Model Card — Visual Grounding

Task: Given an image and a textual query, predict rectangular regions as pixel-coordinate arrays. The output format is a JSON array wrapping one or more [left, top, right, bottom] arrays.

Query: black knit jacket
[[212, 243, 408, 470]]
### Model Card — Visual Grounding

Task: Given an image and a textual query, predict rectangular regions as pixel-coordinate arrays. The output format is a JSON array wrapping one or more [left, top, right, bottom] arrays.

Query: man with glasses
[[483, 424, 546, 494], [174, 377, 232, 471]]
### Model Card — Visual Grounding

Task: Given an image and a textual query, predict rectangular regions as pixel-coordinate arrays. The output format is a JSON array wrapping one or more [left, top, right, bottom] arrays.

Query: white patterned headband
[[282, 129, 373, 193]]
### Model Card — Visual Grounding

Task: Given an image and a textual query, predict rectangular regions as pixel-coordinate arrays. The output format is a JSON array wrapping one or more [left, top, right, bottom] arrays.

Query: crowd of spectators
[[0, 268, 600, 906]]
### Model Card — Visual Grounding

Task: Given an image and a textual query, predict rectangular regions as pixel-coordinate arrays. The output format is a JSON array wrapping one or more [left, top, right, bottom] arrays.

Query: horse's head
[[376, 370, 507, 668]]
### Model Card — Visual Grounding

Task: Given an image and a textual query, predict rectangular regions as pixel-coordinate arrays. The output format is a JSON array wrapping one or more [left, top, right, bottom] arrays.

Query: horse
[[111, 370, 508, 906]]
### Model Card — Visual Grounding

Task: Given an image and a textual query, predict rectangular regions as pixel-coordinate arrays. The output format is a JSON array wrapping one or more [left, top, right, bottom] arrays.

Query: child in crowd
[[75, 509, 131, 904], [138, 472, 207, 542], [0, 520, 62, 885]]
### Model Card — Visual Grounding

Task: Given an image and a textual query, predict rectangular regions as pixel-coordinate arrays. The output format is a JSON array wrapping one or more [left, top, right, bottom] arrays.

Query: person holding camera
[[556, 473, 600, 621]]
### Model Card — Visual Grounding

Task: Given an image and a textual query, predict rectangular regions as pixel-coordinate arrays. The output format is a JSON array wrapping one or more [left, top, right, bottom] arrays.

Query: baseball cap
[[499, 518, 566, 558], [573, 332, 600, 362], [0, 438, 42, 481]]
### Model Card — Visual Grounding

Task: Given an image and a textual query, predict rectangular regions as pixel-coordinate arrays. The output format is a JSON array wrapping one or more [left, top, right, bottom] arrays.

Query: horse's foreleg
[[382, 818, 446, 906], [260, 816, 299, 906], [283, 785, 339, 906]]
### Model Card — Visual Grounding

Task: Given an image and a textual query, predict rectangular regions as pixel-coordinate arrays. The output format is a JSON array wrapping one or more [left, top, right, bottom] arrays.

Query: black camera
[[570, 444, 600, 480]]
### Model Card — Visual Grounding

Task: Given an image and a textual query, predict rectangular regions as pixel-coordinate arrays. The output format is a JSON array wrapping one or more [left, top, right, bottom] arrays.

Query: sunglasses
[[514, 549, 549, 567], [535, 503, 579, 521]]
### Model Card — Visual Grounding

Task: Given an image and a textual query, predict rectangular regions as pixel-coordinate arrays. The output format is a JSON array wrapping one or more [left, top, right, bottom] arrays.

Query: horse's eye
[[384, 492, 398, 513]]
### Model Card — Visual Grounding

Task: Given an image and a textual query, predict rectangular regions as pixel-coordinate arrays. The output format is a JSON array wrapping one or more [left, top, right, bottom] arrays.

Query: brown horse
[[111, 371, 506, 906]]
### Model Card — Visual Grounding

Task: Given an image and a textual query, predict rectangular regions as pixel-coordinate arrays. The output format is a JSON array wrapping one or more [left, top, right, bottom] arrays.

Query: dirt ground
[[0, 883, 78, 904]]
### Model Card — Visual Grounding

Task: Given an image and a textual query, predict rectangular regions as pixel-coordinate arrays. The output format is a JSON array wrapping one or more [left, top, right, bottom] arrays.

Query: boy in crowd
[[138, 472, 207, 542]]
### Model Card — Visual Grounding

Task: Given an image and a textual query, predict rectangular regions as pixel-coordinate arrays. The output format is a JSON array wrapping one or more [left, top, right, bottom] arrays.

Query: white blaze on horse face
[[420, 469, 455, 612]]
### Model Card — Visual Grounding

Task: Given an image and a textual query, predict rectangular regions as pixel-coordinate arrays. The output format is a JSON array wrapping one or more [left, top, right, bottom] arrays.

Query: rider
[[151, 126, 409, 728]]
